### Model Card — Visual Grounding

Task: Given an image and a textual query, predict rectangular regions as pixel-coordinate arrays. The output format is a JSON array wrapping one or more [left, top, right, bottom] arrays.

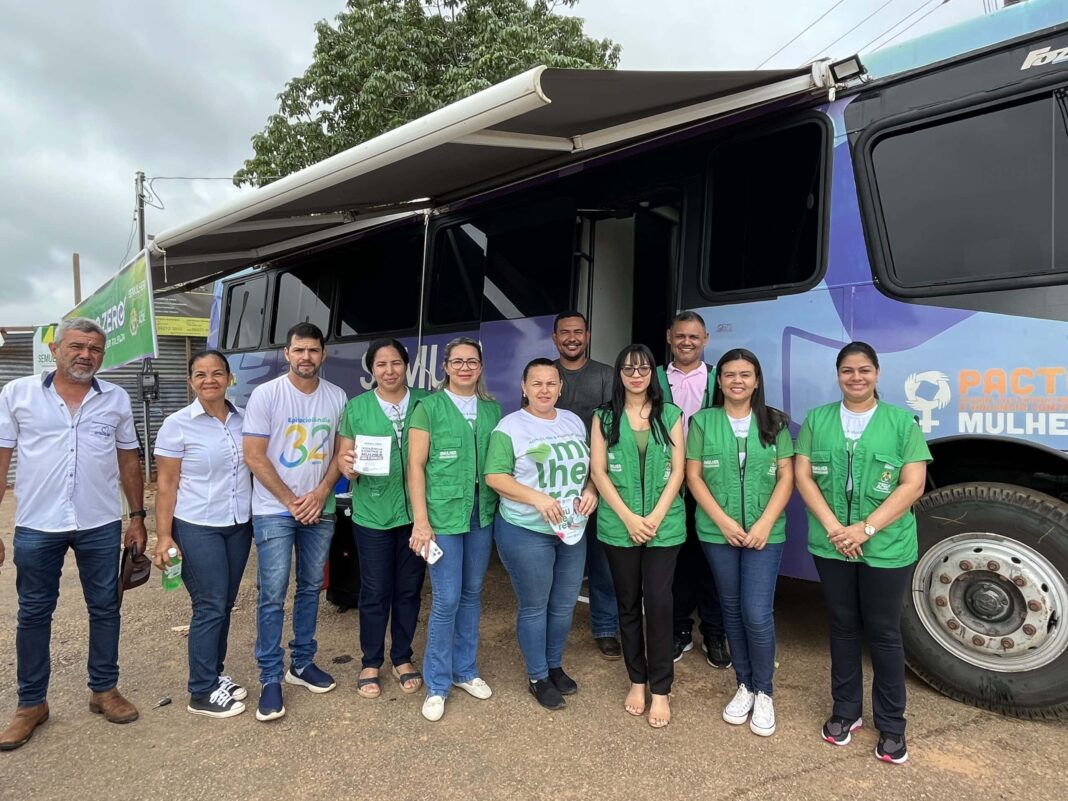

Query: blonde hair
[[438, 336, 494, 401]]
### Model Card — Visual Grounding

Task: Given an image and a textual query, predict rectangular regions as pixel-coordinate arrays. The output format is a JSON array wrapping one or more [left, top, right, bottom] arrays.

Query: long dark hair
[[836, 341, 880, 400], [520, 357, 559, 407], [711, 349, 788, 448], [601, 344, 673, 448], [365, 338, 409, 388]]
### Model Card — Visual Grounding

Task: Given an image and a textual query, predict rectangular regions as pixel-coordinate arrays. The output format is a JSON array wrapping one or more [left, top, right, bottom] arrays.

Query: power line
[[875, 0, 952, 50], [754, 0, 851, 69], [803, 0, 898, 64], [857, 0, 939, 52]]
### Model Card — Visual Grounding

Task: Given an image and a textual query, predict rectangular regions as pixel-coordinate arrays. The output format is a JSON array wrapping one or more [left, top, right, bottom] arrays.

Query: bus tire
[[904, 483, 1068, 719]]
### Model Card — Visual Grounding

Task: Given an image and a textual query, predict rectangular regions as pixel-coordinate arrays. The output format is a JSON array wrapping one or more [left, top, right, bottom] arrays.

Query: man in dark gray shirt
[[551, 311, 620, 659]]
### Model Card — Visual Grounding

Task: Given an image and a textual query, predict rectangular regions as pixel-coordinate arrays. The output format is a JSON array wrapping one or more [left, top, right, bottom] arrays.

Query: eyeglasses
[[447, 358, 482, 370], [621, 365, 652, 377]]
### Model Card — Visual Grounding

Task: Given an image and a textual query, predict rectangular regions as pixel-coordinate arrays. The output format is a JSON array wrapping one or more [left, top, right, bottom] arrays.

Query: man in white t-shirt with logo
[[243, 322, 347, 722]]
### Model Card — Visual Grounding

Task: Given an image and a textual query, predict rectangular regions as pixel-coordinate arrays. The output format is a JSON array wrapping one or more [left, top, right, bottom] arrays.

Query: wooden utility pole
[[72, 252, 82, 305]]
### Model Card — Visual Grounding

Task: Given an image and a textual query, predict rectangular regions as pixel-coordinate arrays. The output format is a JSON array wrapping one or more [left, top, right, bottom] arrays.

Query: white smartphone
[[422, 540, 444, 565]]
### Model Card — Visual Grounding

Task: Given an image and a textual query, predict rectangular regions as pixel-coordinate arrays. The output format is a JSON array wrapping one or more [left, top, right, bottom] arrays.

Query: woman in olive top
[[336, 339, 428, 699], [795, 342, 930, 765], [686, 349, 793, 737], [485, 359, 598, 711], [590, 344, 686, 728], [408, 337, 502, 722]]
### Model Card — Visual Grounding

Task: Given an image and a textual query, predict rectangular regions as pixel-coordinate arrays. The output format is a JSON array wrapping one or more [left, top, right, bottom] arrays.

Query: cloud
[[0, 0, 984, 325]]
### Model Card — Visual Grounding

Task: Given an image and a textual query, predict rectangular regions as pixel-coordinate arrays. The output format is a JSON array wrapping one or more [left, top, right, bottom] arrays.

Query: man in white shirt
[[243, 323, 346, 722], [0, 318, 146, 751]]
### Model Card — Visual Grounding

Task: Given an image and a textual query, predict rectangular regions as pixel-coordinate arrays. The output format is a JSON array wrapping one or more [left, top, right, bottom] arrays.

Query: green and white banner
[[66, 250, 157, 371]]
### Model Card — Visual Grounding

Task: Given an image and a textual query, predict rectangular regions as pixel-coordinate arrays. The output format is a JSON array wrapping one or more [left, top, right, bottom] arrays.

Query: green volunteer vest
[[339, 388, 428, 530], [689, 407, 791, 545], [595, 404, 685, 548], [413, 391, 501, 535], [801, 401, 929, 568], [656, 364, 717, 410]]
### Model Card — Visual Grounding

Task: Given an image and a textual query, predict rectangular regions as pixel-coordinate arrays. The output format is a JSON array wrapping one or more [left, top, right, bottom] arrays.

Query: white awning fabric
[[151, 63, 835, 291]]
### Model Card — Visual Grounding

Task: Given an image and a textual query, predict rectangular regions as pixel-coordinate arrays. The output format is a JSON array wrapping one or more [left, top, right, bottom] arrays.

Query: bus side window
[[335, 225, 423, 337], [223, 275, 267, 350], [271, 266, 333, 345]]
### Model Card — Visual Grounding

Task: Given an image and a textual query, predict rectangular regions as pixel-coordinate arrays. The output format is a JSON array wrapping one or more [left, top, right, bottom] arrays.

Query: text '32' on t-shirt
[[484, 408, 590, 536], [242, 374, 348, 516]]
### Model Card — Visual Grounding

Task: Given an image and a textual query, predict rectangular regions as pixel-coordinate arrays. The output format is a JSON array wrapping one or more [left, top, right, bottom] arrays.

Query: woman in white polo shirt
[[154, 350, 252, 718]]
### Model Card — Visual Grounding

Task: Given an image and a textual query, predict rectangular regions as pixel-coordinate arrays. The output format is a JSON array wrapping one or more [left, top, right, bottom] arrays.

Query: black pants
[[813, 556, 912, 736], [672, 493, 724, 638], [603, 542, 682, 695]]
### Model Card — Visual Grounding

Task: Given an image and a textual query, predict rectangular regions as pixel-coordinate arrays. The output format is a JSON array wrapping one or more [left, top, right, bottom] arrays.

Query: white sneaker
[[723, 683, 755, 725], [750, 692, 776, 736], [422, 695, 445, 722], [454, 677, 492, 700]]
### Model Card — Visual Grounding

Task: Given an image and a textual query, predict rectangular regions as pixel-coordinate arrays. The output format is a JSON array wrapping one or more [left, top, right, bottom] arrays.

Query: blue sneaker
[[285, 663, 337, 694], [255, 682, 285, 722]]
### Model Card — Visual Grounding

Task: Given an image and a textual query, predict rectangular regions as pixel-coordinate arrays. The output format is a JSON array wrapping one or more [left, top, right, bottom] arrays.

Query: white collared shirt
[[0, 371, 139, 532], [155, 398, 251, 526]]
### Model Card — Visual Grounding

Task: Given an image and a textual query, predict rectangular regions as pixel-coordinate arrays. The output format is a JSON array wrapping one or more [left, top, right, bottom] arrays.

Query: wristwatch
[[128, 510, 147, 520], [863, 520, 876, 538]]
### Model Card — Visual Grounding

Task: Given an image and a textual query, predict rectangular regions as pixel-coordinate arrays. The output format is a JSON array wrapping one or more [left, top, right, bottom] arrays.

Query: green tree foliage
[[234, 0, 620, 186]]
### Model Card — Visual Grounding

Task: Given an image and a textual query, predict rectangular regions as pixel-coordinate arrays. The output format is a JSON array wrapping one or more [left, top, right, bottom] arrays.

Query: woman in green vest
[[336, 339, 428, 700], [795, 341, 930, 765], [408, 337, 501, 722], [590, 344, 686, 729], [686, 348, 793, 737]]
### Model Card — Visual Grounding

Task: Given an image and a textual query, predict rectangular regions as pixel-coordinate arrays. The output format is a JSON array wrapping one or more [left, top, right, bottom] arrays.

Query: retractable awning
[[151, 62, 841, 291]]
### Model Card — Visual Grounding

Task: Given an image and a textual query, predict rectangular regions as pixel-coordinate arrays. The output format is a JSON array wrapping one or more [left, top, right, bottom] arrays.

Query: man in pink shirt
[[655, 311, 730, 669]]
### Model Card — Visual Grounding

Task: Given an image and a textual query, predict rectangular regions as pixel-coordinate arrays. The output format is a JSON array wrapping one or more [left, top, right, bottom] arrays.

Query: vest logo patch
[[609, 463, 623, 474], [811, 464, 829, 476], [767, 464, 776, 476], [874, 469, 894, 494], [703, 458, 720, 469], [438, 449, 458, 461]]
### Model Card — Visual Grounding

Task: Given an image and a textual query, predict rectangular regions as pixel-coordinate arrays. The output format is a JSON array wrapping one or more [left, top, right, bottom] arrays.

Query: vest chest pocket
[[607, 450, 623, 475], [868, 453, 903, 499], [434, 436, 462, 463], [808, 450, 833, 493]]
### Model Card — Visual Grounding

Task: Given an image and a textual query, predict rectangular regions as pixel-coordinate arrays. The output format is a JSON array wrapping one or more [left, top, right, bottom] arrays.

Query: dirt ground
[[0, 488, 1065, 801]]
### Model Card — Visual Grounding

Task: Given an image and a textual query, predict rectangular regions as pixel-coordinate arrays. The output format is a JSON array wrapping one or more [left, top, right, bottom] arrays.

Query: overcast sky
[[0, 0, 991, 326]]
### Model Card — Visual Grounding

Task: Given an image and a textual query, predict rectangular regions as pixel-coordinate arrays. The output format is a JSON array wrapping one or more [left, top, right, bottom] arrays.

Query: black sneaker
[[875, 733, 908, 764], [548, 667, 578, 696], [703, 634, 732, 669], [821, 715, 863, 746], [594, 636, 622, 660], [188, 687, 245, 718], [528, 679, 566, 710], [672, 632, 694, 663]]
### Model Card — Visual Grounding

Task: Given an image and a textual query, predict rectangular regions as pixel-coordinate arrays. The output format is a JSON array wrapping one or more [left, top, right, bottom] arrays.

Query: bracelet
[[128, 510, 147, 519]]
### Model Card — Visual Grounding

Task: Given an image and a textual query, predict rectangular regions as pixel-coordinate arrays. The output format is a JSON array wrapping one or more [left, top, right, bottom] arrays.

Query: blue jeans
[[172, 518, 252, 696], [13, 521, 122, 706], [352, 523, 426, 669], [585, 513, 618, 638], [253, 514, 334, 685], [424, 500, 493, 698], [494, 515, 586, 681], [701, 541, 784, 695]]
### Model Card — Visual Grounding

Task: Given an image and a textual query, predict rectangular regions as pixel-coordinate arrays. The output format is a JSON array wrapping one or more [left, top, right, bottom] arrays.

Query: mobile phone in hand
[[423, 540, 444, 565]]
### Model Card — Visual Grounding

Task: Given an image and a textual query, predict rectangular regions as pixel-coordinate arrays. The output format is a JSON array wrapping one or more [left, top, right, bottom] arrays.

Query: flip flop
[[392, 666, 423, 694], [356, 675, 381, 699]]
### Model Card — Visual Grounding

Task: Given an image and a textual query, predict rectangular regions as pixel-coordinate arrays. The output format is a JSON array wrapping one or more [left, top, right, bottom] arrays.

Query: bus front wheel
[[904, 483, 1068, 719]]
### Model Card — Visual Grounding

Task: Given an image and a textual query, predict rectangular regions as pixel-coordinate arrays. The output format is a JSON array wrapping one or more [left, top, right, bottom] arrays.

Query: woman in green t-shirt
[[685, 348, 793, 737], [407, 337, 502, 723], [485, 358, 598, 711], [590, 344, 686, 729], [794, 341, 931, 765], [336, 339, 428, 699]]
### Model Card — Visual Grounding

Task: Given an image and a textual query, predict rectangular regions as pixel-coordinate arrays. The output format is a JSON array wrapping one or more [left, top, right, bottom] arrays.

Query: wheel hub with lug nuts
[[914, 532, 1067, 672]]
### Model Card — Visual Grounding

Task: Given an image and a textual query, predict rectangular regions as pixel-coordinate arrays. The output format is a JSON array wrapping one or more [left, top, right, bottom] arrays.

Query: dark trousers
[[603, 542, 681, 695], [353, 523, 426, 669], [172, 518, 252, 696], [13, 522, 122, 706], [672, 493, 724, 638], [814, 556, 912, 736]]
